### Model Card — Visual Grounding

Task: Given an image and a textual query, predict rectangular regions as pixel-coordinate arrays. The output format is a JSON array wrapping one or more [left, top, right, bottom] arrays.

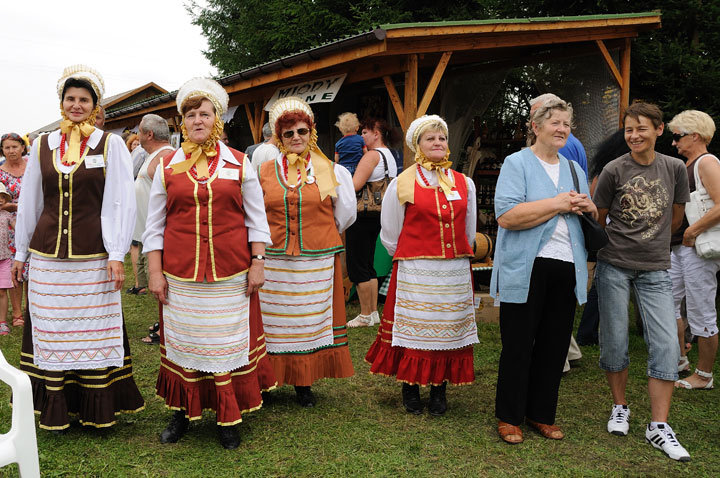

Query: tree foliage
[[188, 0, 720, 119]]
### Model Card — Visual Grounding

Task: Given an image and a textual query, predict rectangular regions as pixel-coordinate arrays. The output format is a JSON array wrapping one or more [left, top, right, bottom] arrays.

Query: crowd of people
[[1, 64, 717, 462]]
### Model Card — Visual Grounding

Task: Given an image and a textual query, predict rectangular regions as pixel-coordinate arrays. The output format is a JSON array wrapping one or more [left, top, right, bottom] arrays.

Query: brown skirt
[[19, 310, 145, 430], [267, 254, 355, 386], [156, 291, 278, 425]]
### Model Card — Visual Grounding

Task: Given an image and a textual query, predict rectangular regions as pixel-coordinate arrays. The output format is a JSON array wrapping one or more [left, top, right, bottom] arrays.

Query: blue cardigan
[[490, 147, 589, 304]]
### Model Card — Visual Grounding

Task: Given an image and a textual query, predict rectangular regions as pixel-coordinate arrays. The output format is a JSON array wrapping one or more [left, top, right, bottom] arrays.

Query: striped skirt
[[156, 283, 278, 425], [366, 260, 476, 386], [259, 254, 354, 386]]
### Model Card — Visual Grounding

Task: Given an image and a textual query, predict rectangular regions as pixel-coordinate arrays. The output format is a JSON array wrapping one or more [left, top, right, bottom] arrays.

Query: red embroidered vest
[[394, 169, 473, 260], [162, 148, 250, 282]]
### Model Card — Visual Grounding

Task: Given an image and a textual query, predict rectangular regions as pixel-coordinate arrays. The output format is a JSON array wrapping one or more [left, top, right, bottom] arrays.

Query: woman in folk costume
[[257, 97, 356, 407], [144, 77, 276, 450], [365, 115, 478, 416], [12, 65, 144, 431]]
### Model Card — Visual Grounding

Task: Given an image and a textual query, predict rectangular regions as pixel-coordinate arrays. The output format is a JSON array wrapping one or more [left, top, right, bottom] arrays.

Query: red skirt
[[156, 291, 277, 426], [365, 262, 475, 386]]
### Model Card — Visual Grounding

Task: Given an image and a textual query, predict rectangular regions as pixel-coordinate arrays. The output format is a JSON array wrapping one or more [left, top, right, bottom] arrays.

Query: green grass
[[1, 263, 718, 477]]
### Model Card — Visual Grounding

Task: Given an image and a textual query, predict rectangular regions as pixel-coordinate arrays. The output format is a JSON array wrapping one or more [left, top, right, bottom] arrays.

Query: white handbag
[[685, 154, 720, 259]]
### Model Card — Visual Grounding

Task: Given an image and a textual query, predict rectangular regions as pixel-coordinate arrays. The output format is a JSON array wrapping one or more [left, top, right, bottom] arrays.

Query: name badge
[[85, 155, 105, 169], [218, 168, 240, 181], [445, 189, 461, 201]]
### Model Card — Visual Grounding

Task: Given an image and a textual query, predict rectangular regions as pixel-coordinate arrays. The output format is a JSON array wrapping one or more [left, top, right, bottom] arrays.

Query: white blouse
[[143, 141, 272, 252], [380, 165, 477, 255], [15, 129, 136, 263], [267, 152, 357, 234]]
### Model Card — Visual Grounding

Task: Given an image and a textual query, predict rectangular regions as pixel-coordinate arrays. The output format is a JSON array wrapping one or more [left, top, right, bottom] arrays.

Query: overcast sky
[[0, 0, 216, 136]]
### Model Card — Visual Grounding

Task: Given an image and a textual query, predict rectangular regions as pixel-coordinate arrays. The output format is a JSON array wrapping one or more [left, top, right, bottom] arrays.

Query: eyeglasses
[[281, 128, 310, 139], [672, 132, 689, 142]]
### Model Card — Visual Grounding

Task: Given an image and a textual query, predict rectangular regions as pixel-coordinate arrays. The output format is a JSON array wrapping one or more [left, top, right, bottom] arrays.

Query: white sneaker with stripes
[[645, 423, 691, 462], [607, 404, 630, 436]]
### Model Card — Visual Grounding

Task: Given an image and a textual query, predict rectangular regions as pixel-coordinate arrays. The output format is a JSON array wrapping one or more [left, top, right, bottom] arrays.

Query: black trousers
[[495, 257, 577, 426]]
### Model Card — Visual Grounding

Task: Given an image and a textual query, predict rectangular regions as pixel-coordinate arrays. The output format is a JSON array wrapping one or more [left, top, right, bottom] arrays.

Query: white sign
[[264, 74, 347, 111]]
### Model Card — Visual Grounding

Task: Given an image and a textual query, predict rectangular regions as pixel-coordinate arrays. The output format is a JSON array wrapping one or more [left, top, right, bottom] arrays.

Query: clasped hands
[[555, 191, 598, 220]]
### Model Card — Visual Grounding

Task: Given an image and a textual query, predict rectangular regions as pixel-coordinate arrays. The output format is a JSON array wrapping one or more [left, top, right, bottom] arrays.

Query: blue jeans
[[596, 260, 680, 381]]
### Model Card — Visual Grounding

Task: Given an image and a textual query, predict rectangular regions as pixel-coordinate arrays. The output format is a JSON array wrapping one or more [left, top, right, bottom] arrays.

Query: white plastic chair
[[0, 350, 40, 477]]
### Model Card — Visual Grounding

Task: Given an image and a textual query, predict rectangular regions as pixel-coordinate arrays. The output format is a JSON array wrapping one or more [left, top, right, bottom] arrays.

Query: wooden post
[[619, 38, 631, 128], [403, 54, 418, 169], [254, 102, 263, 143], [383, 75, 405, 130], [244, 103, 258, 143], [417, 52, 452, 117]]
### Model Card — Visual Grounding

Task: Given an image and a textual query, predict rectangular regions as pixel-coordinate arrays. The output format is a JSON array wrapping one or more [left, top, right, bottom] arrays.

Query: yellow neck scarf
[[171, 118, 223, 178], [277, 128, 339, 200], [59, 119, 95, 165], [397, 149, 454, 205]]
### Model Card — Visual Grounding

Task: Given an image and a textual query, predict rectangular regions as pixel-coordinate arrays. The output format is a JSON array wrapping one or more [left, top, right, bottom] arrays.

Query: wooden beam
[[403, 54, 418, 169], [254, 102, 263, 143], [417, 52, 452, 117], [595, 40, 623, 88], [244, 103, 258, 143], [383, 76, 405, 129], [619, 38, 631, 128]]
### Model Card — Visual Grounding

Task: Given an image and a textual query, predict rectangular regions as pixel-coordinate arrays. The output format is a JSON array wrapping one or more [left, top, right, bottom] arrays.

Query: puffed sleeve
[[142, 165, 167, 253], [331, 164, 357, 233], [379, 178, 404, 255], [465, 176, 477, 247], [241, 156, 272, 244], [14, 139, 43, 263], [101, 134, 136, 261]]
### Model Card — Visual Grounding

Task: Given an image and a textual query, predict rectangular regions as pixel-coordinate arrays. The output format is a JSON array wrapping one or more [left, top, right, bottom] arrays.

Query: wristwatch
[[251, 254, 266, 261]]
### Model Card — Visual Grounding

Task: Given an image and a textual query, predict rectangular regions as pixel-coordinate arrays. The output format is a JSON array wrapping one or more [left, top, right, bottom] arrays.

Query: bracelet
[[251, 254, 266, 261]]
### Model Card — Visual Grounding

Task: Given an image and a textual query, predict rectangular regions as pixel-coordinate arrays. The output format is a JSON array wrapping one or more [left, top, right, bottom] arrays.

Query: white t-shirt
[[535, 156, 574, 263]]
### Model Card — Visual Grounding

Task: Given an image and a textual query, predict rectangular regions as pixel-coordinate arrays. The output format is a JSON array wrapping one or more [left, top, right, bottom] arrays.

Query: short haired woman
[[492, 97, 595, 444], [668, 109, 720, 390]]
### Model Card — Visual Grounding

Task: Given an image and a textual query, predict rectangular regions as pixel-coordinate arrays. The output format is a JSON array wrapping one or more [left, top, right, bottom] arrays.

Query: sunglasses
[[1, 133, 22, 142], [281, 128, 310, 139], [672, 132, 689, 142]]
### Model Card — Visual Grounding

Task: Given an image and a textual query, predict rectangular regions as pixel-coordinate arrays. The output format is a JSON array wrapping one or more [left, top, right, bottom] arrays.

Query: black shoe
[[294, 386, 316, 407], [428, 382, 447, 416], [160, 410, 189, 444], [217, 425, 241, 450], [126, 286, 139, 295], [402, 383, 422, 415], [261, 391, 272, 405]]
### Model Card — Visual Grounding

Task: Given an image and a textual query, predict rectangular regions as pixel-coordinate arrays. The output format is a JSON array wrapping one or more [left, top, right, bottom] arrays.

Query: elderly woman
[[668, 110, 720, 390], [12, 65, 144, 432], [491, 97, 595, 444], [346, 118, 398, 327], [257, 97, 355, 408], [144, 78, 276, 449], [365, 115, 478, 416], [0, 132, 27, 327]]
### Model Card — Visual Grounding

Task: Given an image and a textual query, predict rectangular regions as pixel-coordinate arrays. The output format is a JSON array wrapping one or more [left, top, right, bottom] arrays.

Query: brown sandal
[[498, 421, 523, 444], [526, 419, 564, 440]]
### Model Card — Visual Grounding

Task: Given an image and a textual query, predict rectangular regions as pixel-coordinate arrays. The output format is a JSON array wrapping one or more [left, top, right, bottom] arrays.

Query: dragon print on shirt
[[618, 175, 669, 240]]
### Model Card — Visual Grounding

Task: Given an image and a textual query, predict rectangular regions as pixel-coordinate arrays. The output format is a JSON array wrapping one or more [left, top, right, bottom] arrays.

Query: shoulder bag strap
[[567, 158, 580, 192], [371, 148, 389, 179]]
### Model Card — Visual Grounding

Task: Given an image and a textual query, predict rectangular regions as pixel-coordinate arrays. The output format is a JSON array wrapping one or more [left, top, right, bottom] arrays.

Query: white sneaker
[[347, 314, 372, 328], [645, 423, 691, 462], [607, 404, 630, 436], [369, 310, 380, 325]]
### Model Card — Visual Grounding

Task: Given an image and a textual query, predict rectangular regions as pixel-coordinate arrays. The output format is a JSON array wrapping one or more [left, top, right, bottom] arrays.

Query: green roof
[[380, 11, 661, 30]]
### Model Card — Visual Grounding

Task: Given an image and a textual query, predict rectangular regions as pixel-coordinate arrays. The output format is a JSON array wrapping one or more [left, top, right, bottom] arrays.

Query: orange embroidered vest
[[259, 158, 343, 257]]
